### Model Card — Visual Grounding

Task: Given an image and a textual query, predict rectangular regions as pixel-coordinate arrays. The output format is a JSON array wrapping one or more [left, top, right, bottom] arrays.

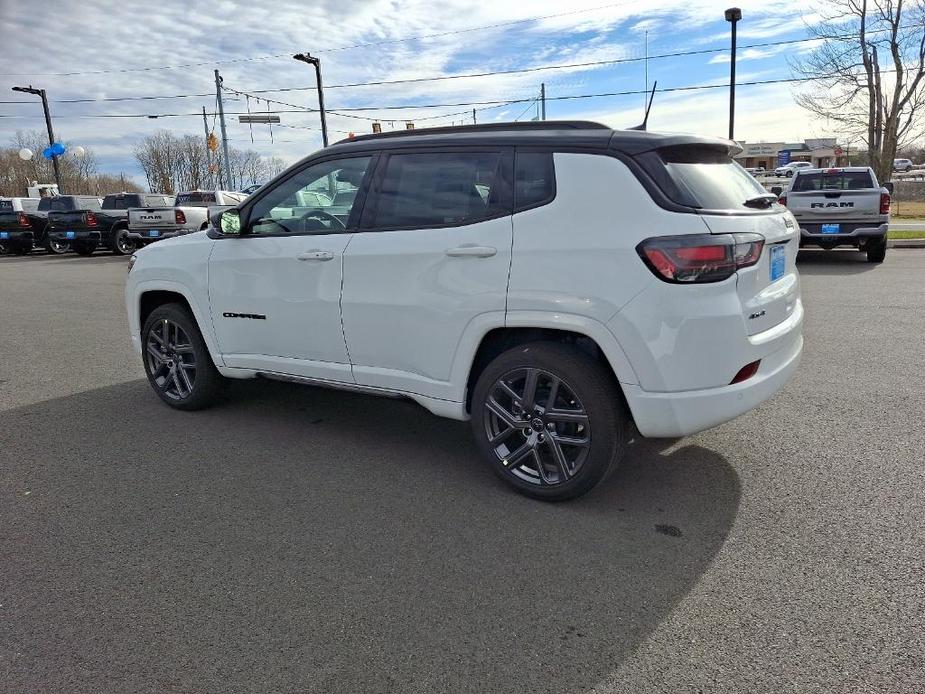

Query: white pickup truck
[[776, 166, 891, 263], [127, 190, 247, 246]]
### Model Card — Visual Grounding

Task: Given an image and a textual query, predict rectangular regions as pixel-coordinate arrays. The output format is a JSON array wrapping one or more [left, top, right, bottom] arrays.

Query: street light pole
[[724, 7, 742, 141], [293, 53, 329, 147], [12, 85, 62, 191]]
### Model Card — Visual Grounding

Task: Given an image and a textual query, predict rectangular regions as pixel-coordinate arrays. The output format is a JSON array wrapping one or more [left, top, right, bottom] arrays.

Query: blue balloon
[[50, 142, 66, 156], [42, 147, 54, 159]]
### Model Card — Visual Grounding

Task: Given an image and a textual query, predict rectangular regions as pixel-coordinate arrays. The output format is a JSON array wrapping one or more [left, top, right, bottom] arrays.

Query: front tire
[[471, 342, 628, 501], [45, 235, 69, 254], [142, 303, 225, 410]]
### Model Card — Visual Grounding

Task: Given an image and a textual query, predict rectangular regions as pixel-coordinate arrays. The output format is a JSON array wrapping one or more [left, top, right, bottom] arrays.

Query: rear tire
[[142, 303, 225, 411], [471, 341, 627, 501], [867, 237, 887, 263], [111, 227, 135, 255], [72, 242, 96, 256], [12, 243, 31, 256]]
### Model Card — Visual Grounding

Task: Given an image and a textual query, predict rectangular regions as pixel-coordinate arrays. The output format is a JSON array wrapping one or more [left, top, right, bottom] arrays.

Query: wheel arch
[[463, 314, 640, 417], [135, 283, 224, 367]]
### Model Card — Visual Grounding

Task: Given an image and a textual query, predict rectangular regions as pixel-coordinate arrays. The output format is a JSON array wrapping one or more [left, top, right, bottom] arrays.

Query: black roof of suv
[[328, 121, 738, 157]]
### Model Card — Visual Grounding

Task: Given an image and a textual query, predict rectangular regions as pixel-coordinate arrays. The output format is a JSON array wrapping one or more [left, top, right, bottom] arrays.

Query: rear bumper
[[0, 230, 33, 244], [49, 230, 100, 244], [624, 302, 803, 437], [799, 222, 888, 247]]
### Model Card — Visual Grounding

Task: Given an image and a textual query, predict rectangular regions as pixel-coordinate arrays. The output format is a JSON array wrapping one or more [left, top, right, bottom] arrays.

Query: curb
[[888, 238, 925, 248]]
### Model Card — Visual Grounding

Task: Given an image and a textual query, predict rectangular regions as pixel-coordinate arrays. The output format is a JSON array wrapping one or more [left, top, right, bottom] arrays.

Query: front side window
[[246, 156, 372, 235], [370, 151, 506, 229]]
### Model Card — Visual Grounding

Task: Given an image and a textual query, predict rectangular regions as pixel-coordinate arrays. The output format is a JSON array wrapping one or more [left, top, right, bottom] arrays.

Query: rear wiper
[[743, 193, 777, 209]]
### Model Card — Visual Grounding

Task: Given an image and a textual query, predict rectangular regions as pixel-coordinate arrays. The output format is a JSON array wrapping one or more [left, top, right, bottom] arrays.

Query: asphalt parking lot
[[1, 249, 923, 693]]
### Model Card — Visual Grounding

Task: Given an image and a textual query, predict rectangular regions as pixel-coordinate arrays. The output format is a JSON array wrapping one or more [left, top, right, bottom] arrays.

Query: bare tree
[[0, 131, 138, 197], [134, 130, 284, 192], [792, 0, 925, 181]]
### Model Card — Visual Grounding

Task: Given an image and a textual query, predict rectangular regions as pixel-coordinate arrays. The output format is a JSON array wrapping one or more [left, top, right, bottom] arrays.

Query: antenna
[[628, 81, 657, 131]]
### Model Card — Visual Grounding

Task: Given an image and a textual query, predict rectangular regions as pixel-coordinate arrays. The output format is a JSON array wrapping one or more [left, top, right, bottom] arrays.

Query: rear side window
[[654, 146, 769, 210], [0, 200, 12, 212], [792, 171, 874, 191], [370, 151, 507, 229], [514, 151, 555, 211]]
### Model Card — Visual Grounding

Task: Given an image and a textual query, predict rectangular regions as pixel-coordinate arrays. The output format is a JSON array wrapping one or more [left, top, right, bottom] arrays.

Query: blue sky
[[1, 0, 831, 184]]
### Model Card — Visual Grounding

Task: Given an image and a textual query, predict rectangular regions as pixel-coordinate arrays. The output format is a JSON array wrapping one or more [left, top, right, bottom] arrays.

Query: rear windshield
[[176, 192, 215, 206], [0, 200, 12, 212], [792, 171, 875, 191], [656, 146, 769, 210], [102, 195, 142, 209], [37, 197, 76, 211]]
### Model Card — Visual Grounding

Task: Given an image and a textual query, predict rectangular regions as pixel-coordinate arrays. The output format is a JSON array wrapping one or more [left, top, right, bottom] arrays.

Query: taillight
[[86, 211, 98, 227], [880, 192, 891, 215], [636, 233, 765, 283], [778, 195, 787, 206], [18, 212, 29, 227], [730, 360, 761, 384], [175, 210, 186, 224]]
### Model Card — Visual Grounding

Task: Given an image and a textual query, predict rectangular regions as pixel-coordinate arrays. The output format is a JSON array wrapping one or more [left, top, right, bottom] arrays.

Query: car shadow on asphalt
[[796, 248, 881, 275], [1, 379, 740, 694]]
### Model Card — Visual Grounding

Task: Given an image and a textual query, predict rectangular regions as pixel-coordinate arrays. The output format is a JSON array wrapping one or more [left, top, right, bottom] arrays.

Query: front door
[[341, 149, 513, 402], [208, 155, 373, 381]]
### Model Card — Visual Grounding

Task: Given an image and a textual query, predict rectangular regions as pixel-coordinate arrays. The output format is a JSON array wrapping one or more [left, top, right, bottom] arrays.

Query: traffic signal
[[207, 133, 219, 152]]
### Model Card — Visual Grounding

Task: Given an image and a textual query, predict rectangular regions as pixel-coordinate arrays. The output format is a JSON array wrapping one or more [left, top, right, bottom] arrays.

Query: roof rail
[[338, 120, 609, 144]]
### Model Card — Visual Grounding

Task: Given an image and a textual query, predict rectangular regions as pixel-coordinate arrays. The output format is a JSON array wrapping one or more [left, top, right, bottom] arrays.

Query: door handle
[[445, 245, 497, 258], [297, 250, 335, 261]]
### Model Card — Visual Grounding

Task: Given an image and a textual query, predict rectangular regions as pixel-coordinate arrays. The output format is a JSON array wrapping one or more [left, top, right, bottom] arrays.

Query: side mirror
[[884, 181, 895, 194], [771, 186, 783, 196], [220, 209, 242, 235]]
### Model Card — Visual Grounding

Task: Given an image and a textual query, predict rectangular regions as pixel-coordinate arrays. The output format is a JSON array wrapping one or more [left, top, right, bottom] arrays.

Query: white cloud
[[0, 0, 833, 181]]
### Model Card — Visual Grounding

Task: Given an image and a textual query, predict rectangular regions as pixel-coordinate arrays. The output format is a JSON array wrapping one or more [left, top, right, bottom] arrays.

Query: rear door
[[340, 148, 513, 400]]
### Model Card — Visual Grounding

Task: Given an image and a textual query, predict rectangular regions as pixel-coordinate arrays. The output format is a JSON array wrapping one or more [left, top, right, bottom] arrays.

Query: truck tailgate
[[48, 210, 92, 230], [786, 189, 883, 223], [129, 207, 176, 229]]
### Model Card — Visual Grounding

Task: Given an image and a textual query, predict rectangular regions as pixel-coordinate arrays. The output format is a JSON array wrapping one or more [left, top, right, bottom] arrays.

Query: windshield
[[0, 200, 12, 212], [658, 146, 769, 210], [792, 171, 875, 191], [176, 192, 216, 206]]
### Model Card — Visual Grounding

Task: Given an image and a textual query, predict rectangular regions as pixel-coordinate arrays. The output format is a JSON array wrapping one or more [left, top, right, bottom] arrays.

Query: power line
[[1, 73, 884, 123], [0, 35, 829, 106], [0, 2, 633, 77]]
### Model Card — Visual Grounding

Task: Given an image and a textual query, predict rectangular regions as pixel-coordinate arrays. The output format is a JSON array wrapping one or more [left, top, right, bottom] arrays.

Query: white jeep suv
[[126, 122, 803, 500]]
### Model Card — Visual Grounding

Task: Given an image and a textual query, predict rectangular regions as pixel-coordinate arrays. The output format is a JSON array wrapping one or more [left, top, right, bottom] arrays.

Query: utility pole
[[724, 8, 742, 141], [540, 83, 546, 121], [293, 53, 329, 146], [12, 85, 61, 191], [202, 106, 212, 189], [644, 31, 649, 110], [473, 109, 477, 125], [214, 70, 232, 190]]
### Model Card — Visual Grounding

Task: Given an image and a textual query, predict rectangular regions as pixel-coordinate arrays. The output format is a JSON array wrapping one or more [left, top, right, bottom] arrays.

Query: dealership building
[[734, 138, 849, 170]]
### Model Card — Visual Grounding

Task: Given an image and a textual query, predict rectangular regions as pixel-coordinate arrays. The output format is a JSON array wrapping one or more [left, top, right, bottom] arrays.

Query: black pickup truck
[[0, 196, 94, 255], [48, 192, 173, 256]]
